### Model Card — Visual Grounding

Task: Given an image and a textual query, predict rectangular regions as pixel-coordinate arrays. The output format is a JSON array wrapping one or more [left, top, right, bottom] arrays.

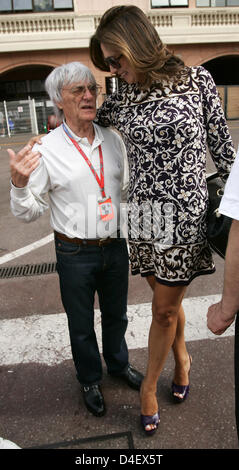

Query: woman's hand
[[27, 134, 45, 147]]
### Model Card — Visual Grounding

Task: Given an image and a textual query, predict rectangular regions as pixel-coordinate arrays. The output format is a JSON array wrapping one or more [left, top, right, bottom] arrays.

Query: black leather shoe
[[82, 385, 106, 417], [115, 364, 144, 391]]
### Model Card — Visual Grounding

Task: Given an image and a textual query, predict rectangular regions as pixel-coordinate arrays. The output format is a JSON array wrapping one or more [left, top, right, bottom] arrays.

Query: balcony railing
[[148, 8, 239, 27], [0, 12, 76, 34], [191, 9, 239, 25], [0, 8, 239, 51]]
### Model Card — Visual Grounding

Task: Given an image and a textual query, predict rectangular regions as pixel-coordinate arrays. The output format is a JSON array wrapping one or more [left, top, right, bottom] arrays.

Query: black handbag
[[206, 172, 232, 259]]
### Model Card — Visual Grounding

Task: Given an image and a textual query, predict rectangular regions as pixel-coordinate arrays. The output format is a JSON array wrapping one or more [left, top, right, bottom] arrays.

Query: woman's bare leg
[[172, 304, 191, 389], [145, 276, 190, 385], [141, 276, 187, 418]]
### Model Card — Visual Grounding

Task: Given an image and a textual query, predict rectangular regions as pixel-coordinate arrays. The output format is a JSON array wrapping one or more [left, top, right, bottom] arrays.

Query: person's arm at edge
[[207, 219, 239, 335]]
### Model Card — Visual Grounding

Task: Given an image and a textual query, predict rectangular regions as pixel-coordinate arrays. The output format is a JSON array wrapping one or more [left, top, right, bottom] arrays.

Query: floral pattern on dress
[[96, 66, 236, 285]]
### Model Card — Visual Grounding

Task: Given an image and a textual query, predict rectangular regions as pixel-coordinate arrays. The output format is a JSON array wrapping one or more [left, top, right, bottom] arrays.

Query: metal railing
[[0, 98, 55, 137]]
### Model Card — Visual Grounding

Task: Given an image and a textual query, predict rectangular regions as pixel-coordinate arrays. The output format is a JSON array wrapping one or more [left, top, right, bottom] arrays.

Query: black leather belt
[[54, 231, 119, 246]]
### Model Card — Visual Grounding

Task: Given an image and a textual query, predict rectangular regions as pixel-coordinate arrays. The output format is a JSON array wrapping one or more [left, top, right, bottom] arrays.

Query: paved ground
[[0, 126, 239, 463]]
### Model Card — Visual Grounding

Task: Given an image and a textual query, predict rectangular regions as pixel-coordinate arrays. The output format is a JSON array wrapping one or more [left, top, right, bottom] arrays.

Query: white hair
[[45, 62, 96, 120]]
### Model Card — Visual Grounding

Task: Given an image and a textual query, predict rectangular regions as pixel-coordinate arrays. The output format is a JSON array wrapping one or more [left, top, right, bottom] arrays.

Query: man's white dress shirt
[[220, 146, 239, 222], [10, 122, 128, 239]]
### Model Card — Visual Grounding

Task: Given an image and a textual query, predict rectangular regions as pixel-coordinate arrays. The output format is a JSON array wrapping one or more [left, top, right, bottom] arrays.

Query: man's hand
[[8, 145, 41, 188], [207, 301, 235, 335]]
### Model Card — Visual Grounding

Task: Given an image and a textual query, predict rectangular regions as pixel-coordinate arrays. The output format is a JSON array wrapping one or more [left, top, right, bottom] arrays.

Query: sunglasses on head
[[104, 54, 123, 70]]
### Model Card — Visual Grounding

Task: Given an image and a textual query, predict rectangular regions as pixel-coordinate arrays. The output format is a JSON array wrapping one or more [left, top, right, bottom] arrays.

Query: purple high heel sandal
[[140, 412, 160, 436], [172, 383, 190, 403], [172, 355, 192, 404]]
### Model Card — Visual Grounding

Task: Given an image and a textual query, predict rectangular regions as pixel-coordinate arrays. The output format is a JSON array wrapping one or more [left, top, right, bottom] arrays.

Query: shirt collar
[[62, 120, 104, 148]]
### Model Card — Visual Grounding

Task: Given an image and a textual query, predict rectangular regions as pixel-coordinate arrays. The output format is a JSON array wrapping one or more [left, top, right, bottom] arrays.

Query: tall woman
[[90, 5, 235, 435]]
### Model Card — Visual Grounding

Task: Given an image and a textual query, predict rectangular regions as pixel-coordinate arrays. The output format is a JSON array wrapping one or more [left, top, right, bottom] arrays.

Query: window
[[54, 0, 73, 8], [14, 0, 32, 10], [152, 0, 188, 7], [0, 0, 12, 12], [196, 0, 239, 5], [0, 0, 73, 12], [34, 0, 52, 11]]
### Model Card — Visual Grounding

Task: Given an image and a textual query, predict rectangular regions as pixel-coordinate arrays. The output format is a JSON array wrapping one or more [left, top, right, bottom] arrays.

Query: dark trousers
[[55, 236, 129, 386], [235, 313, 239, 442]]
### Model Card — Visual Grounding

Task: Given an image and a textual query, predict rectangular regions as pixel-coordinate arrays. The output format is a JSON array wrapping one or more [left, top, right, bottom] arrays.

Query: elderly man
[[8, 62, 143, 417]]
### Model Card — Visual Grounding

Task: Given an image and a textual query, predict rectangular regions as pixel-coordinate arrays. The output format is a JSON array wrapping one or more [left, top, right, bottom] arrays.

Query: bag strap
[[206, 172, 219, 182]]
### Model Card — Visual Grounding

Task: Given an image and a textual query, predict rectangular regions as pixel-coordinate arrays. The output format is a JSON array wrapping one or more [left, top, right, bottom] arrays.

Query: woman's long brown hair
[[90, 5, 186, 88]]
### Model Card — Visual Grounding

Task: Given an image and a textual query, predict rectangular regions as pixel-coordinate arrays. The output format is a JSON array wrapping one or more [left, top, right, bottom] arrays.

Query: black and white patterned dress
[[96, 66, 235, 285]]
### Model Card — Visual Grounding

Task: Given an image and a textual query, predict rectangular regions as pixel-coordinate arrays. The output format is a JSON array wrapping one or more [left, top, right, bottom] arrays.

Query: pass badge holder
[[98, 194, 114, 222]]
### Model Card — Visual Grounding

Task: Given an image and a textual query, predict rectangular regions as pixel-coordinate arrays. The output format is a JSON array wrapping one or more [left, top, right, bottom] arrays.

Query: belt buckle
[[99, 238, 108, 246]]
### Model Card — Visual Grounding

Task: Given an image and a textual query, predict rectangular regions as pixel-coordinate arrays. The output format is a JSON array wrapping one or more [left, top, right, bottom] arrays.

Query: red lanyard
[[63, 123, 106, 198]]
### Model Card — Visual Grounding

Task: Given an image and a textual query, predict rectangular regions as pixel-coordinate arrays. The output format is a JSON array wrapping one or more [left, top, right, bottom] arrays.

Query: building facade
[[0, 0, 239, 135]]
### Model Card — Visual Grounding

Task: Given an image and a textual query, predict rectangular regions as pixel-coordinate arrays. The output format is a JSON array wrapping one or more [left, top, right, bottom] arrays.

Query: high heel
[[172, 355, 192, 404], [140, 411, 160, 436]]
